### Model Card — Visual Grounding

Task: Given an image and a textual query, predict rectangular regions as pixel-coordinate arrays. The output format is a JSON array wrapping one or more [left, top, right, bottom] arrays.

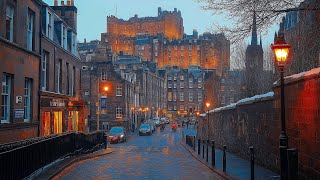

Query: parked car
[[146, 120, 155, 133], [108, 126, 127, 144], [139, 123, 152, 136], [153, 117, 160, 126]]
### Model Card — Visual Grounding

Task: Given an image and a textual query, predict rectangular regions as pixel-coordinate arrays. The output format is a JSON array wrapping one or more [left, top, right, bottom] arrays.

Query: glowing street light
[[271, 31, 291, 180]]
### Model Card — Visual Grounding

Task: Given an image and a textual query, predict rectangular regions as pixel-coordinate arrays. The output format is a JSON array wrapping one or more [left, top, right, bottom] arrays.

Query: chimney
[[67, 0, 71, 6], [54, 0, 58, 6], [61, 0, 65, 6], [71, 0, 74, 6], [84, 38, 86, 43]]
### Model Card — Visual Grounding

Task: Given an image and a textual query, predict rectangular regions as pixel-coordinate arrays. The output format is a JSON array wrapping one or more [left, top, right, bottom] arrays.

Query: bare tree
[[195, 0, 305, 44]]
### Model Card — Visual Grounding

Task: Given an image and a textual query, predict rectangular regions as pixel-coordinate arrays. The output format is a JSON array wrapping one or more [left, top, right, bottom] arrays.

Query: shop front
[[68, 99, 87, 133], [40, 95, 68, 136]]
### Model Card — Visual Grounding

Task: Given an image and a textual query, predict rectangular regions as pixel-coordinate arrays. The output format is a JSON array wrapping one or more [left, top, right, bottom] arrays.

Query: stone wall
[[200, 68, 320, 179]]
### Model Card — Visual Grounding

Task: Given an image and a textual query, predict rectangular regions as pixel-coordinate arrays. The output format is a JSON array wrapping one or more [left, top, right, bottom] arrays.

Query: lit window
[[116, 85, 122, 96], [116, 106, 122, 118], [24, 78, 32, 122], [1, 74, 12, 123], [6, 5, 14, 42], [168, 92, 172, 101]]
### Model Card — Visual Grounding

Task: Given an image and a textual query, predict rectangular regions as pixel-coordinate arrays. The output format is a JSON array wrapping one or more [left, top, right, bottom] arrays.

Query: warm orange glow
[[196, 112, 200, 115], [104, 86, 109, 91], [131, 107, 135, 110], [206, 103, 210, 108], [274, 48, 289, 63]]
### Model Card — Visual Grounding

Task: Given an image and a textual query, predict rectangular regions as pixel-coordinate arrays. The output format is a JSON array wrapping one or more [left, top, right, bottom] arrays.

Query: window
[[221, 86, 225, 92], [168, 81, 172, 88], [168, 105, 172, 111], [198, 79, 202, 88], [42, 51, 49, 90], [24, 78, 32, 122], [71, 67, 75, 96], [6, 5, 14, 42], [27, 9, 35, 51], [198, 92, 202, 102], [155, 52, 158, 57], [181, 46, 184, 50], [180, 105, 184, 110], [47, 12, 52, 39], [180, 81, 184, 88], [173, 82, 177, 88], [189, 92, 193, 102], [180, 75, 184, 81], [168, 92, 172, 101], [221, 78, 225, 84], [168, 76, 172, 80], [221, 95, 225, 105], [57, 60, 62, 93], [197, 45, 200, 50], [180, 92, 184, 101], [173, 76, 177, 81], [189, 45, 192, 51], [66, 63, 70, 95], [62, 26, 67, 49], [116, 85, 122, 96], [173, 92, 177, 101], [1, 74, 12, 123], [116, 106, 122, 118], [189, 78, 193, 88], [141, 46, 145, 50], [174, 105, 177, 111], [101, 71, 107, 81]]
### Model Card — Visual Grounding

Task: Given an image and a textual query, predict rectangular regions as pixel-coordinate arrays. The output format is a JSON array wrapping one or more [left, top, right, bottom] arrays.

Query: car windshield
[[140, 124, 150, 129], [110, 127, 123, 134]]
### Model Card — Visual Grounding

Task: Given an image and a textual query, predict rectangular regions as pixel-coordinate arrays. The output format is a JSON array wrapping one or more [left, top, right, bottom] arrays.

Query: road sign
[[100, 96, 107, 114]]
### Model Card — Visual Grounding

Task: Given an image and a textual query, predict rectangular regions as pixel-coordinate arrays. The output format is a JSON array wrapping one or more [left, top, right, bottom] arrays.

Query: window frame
[[6, 4, 14, 42], [1, 74, 12, 123], [116, 106, 122, 119], [27, 9, 35, 51], [24, 78, 32, 122], [116, 85, 122, 96]]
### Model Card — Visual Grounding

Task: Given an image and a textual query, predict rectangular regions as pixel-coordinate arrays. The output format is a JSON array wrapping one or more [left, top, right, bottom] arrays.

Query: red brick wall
[[203, 69, 320, 179]]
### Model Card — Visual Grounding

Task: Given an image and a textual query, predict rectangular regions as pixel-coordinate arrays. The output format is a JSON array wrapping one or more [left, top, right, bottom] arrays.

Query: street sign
[[100, 96, 107, 114]]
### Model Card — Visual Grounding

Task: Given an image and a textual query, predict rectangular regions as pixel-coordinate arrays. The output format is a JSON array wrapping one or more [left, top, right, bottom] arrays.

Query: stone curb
[[180, 141, 232, 180], [49, 148, 115, 179]]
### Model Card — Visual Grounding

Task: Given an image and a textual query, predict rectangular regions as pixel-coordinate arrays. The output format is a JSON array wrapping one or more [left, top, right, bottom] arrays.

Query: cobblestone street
[[54, 126, 223, 179]]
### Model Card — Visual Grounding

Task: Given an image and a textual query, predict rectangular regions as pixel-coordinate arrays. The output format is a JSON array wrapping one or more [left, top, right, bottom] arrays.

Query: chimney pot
[[84, 38, 87, 43], [67, 0, 71, 6], [61, 0, 65, 6], [54, 0, 58, 6]]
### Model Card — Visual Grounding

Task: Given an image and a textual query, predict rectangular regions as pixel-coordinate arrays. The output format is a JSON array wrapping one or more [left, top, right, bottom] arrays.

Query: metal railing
[[0, 131, 105, 180]]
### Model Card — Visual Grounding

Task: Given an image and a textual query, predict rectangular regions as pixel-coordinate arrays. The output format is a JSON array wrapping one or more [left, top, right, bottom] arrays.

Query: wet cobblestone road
[[55, 126, 223, 180]]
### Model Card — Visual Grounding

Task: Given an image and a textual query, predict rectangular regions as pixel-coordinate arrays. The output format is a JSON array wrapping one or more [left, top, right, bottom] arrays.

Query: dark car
[[108, 126, 127, 144], [139, 123, 152, 136]]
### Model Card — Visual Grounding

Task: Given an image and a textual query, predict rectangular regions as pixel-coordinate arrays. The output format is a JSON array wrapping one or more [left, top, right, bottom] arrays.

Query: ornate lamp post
[[206, 103, 210, 139], [271, 32, 290, 180]]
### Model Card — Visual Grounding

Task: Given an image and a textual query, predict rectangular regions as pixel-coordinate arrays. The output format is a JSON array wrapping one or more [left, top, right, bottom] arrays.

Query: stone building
[[164, 66, 205, 119], [107, 7, 184, 55], [39, 0, 87, 136], [0, 0, 42, 143], [81, 60, 136, 131], [103, 8, 230, 72], [280, 0, 320, 75]]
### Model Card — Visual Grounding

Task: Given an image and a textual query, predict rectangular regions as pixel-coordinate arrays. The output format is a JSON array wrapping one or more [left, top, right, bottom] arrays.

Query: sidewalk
[[181, 128, 280, 180], [28, 147, 114, 180]]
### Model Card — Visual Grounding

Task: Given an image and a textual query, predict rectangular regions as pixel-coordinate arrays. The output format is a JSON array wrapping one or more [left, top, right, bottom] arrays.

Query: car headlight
[[120, 135, 124, 138]]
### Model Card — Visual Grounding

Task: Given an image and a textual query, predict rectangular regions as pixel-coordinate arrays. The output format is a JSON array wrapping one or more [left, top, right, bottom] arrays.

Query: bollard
[[287, 148, 298, 180], [206, 139, 209, 162], [212, 140, 215, 167], [202, 140, 205, 159], [193, 136, 196, 152], [223, 145, 227, 172], [198, 138, 201, 155], [250, 146, 254, 180]]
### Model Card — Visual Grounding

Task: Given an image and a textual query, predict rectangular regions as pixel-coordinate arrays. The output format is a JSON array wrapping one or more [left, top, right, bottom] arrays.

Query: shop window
[[41, 112, 51, 136], [53, 111, 63, 134]]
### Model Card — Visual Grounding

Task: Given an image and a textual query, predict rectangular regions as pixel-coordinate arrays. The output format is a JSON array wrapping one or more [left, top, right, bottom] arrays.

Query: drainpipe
[[37, 4, 43, 137]]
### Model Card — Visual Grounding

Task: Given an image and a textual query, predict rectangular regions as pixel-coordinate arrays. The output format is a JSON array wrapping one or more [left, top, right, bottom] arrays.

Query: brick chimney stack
[[61, 0, 65, 6], [67, 0, 71, 6], [54, 0, 58, 6]]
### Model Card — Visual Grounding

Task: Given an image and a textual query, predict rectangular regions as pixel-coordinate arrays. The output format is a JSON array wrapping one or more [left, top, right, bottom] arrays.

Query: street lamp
[[271, 31, 290, 180], [97, 86, 108, 131], [206, 103, 210, 139]]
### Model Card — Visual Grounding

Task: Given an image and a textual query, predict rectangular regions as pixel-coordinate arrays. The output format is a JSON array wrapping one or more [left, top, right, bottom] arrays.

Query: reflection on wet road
[[55, 125, 222, 180]]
